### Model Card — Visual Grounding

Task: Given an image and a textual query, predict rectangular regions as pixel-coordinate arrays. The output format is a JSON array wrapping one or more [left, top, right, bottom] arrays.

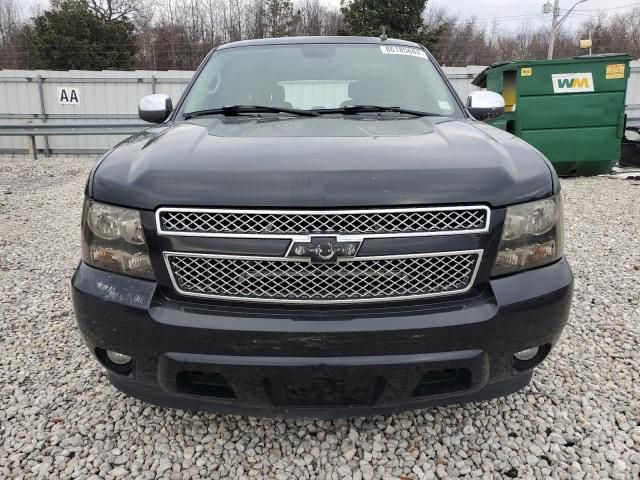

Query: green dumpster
[[473, 54, 632, 176]]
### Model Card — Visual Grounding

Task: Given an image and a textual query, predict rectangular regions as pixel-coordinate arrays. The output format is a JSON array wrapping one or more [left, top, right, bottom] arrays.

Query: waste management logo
[[552, 73, 594, 94]]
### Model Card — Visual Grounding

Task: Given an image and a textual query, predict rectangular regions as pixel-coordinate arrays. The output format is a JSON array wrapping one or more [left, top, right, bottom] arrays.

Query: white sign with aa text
[[57, 87, 80, 104]]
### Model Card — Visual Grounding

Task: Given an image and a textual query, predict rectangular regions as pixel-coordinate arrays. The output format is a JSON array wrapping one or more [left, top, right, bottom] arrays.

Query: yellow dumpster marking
[[606, 64, 625, 80], [521, 67, 532, 77]]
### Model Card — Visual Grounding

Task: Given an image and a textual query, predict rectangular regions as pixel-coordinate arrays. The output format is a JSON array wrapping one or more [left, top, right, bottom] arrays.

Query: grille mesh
[[167, 253, 480, 303], [158, 208, 488, 236]]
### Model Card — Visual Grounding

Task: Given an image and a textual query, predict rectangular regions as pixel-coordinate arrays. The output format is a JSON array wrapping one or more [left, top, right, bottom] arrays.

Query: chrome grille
[[165, 252, 482, 304], [157, 207, 489, 237]]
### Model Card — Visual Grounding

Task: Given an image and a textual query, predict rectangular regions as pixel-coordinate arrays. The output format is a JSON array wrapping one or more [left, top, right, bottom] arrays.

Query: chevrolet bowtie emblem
[[287, 236, 362, 264]]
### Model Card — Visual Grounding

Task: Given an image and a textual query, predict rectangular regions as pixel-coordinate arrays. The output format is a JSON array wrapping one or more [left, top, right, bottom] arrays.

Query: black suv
[[72, 37, 573, 418]]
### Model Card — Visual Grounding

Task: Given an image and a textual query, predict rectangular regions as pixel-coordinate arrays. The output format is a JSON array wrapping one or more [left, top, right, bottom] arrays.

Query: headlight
[[82, 199, 155, 279], [492, 196, 564, 276]]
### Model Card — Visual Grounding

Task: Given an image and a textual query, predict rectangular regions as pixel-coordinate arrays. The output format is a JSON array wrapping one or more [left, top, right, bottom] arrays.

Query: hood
[[91, 116, 554, 210]]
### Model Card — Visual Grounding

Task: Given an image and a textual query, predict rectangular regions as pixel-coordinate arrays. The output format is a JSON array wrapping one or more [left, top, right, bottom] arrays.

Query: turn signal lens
[[88, 246, 153, 276], [495, 240, 556, 271]]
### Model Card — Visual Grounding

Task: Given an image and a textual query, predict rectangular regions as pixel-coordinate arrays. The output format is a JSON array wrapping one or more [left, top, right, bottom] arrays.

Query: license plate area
[[265, 375, 386, 407]]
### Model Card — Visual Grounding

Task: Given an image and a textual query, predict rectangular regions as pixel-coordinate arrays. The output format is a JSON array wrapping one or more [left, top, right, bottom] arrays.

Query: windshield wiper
[[184, 105, 318, 119], [313, 105, 442, 117]]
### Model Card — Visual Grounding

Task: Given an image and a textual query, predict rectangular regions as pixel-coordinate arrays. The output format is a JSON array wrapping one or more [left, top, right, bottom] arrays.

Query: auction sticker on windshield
[[380, 45, 427, 58]]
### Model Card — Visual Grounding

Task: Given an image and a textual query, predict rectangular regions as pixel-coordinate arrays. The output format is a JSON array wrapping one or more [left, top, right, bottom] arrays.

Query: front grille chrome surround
[[156, 206, 490, 239], [164, 250, 483, 304]]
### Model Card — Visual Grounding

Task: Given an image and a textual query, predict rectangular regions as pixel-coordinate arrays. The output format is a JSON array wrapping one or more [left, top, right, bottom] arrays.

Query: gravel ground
[[1, 154, 639, 480]]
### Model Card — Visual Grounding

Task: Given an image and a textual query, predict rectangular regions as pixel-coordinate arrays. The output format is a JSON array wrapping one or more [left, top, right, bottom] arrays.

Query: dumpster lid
[[472, 61, 513, 88], [471, 53, 633, 88], [573, 53, 630, 59]]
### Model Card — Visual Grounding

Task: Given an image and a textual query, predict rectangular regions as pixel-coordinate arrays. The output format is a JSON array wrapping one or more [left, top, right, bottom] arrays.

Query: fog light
[[106, 350, 132, 365], [514, 347, 540, 361]]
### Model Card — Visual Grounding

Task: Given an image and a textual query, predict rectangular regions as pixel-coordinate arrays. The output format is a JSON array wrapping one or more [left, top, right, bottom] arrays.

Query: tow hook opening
[[176, 371, 237, 399]]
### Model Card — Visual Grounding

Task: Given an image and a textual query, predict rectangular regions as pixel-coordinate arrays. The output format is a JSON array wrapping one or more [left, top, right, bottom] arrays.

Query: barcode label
[[380, 45, 428, 58]]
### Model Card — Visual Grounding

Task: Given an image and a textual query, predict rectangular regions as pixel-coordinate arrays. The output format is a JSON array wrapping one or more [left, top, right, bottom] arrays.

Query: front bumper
[[71, 259, 573, 418]]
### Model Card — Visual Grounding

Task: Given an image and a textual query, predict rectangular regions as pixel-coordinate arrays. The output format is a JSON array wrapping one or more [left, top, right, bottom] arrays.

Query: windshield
[[180, 43, 463, 117]]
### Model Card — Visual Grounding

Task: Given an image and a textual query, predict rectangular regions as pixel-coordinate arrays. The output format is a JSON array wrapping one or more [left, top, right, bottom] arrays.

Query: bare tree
[[88, 0, 146, 21], [292, 0, 342, 36], [0, 0, 26, 68], [219, 0, 243, 41], [578, 8, 640, 58], [264, 0, 293, 37], [1, 0, 636, 71], [0, 0, 21, 43], [296, 0, 321, 35], [246, 0, 266, 38]]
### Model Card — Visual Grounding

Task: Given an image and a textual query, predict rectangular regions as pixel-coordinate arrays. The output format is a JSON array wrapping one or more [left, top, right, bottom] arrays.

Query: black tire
[[621, 129, 640, 167]]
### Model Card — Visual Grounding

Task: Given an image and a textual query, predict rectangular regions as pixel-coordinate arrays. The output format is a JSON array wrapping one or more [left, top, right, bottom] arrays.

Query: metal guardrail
[[2, 104, 639, 161], [0, 71, 192, 155], [627, 103, 640, 127], [0, 123, 149, 159]]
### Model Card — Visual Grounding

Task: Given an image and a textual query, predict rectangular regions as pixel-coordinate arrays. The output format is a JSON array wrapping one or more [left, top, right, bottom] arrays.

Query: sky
[[323, 0, 640, 30], [24, 0, 640, 30]]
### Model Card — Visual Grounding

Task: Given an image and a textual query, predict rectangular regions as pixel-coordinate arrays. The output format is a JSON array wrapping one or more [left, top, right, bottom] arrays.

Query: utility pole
[[547, 0, 560, 60], [547, 0, 589, 60]]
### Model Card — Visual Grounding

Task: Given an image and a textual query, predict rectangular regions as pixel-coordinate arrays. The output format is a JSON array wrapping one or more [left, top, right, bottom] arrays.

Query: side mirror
[[138, 94, 172, 123], [466, 90, 505, 121]]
